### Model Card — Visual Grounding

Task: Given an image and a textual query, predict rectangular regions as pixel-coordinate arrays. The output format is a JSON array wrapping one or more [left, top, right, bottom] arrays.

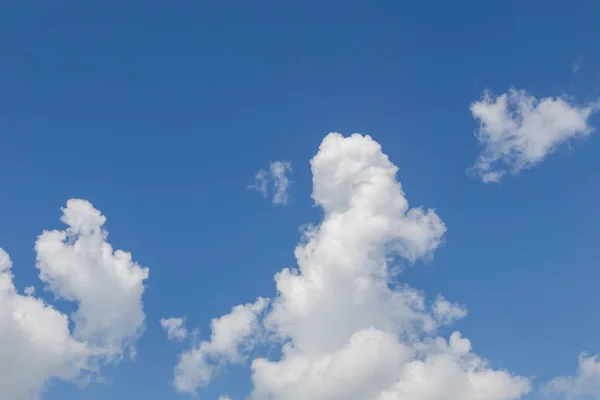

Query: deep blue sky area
[[1, 1, 599, 399]]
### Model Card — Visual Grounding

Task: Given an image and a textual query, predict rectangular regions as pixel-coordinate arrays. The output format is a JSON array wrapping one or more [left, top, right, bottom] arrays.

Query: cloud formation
[[160, 317, 188, 341], [174, 297, 268, 392], [173, 133, 532, 399], [0, 199, 149, 399], [469, 88, 598, 182], [249, 161, 292, 205], [543, 353, 600, 398]]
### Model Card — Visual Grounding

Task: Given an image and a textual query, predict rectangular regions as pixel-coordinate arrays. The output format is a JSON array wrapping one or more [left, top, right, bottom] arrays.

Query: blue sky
[[1, 1, 600, 399]]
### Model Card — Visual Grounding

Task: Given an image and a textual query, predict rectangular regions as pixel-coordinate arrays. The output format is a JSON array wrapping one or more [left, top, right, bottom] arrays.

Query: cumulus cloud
[[249, 161, 292, 205], [543, 352, 600, 398], [0, 199, 149, 399], [160, 317, 188, 341], [173, 133, 531, 399], [174, 297, 268, 393], [469, 88, 598, 183]]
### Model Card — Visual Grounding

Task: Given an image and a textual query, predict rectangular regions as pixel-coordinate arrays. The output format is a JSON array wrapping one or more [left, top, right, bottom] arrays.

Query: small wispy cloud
[[249, 161, 292, 205], [269, 161, 292, 205], [160, 317, 189, 341], [249, 170, 269, 198]]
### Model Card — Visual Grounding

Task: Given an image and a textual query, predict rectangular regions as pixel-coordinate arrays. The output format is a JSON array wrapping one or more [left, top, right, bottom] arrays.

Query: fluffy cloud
[[543, 353, 600, 398], [173, 133, 531, 399], [249, 161, 292, 205], [0, 199, 149, 399], [469, 88, 598, 183], [174, 297, 268, 393], [160, 317, 188, 341]]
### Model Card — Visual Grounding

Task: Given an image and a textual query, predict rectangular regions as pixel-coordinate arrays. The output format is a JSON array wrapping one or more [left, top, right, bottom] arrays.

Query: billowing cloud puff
[[470, 89, 598, 183], [173, 133, 531, 399], [0, 199, 149, 399], [174, 297, 268, 392]]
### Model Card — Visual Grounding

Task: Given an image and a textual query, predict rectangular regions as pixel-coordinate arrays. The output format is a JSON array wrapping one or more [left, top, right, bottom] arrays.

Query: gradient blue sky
[[1, 1, 599, 399]]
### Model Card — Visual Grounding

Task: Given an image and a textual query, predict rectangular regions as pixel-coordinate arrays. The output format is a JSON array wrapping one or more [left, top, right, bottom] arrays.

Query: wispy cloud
[[249, 161, 292, 205], [160, 317, 189, 341]]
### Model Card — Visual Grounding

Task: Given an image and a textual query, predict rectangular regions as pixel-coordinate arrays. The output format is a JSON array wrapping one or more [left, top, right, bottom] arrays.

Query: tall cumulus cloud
[[0, 199, 149, 399], [172, 133, 532, 400]]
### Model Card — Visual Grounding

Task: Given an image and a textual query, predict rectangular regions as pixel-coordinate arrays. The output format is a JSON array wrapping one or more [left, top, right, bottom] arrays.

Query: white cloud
[[174, 297, 268, 393], [219, 396, 232, 400], [249, 161, 292, 205], [160, 317, 188, 341], [543, 353, 600, 398], [270, 161, 292, 205], [432, 294, 468, 326], [249, 169, 269, 198], [0, 199, 149, 399], [173, 133, 531, 399], [469, 88, 598, 182]]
